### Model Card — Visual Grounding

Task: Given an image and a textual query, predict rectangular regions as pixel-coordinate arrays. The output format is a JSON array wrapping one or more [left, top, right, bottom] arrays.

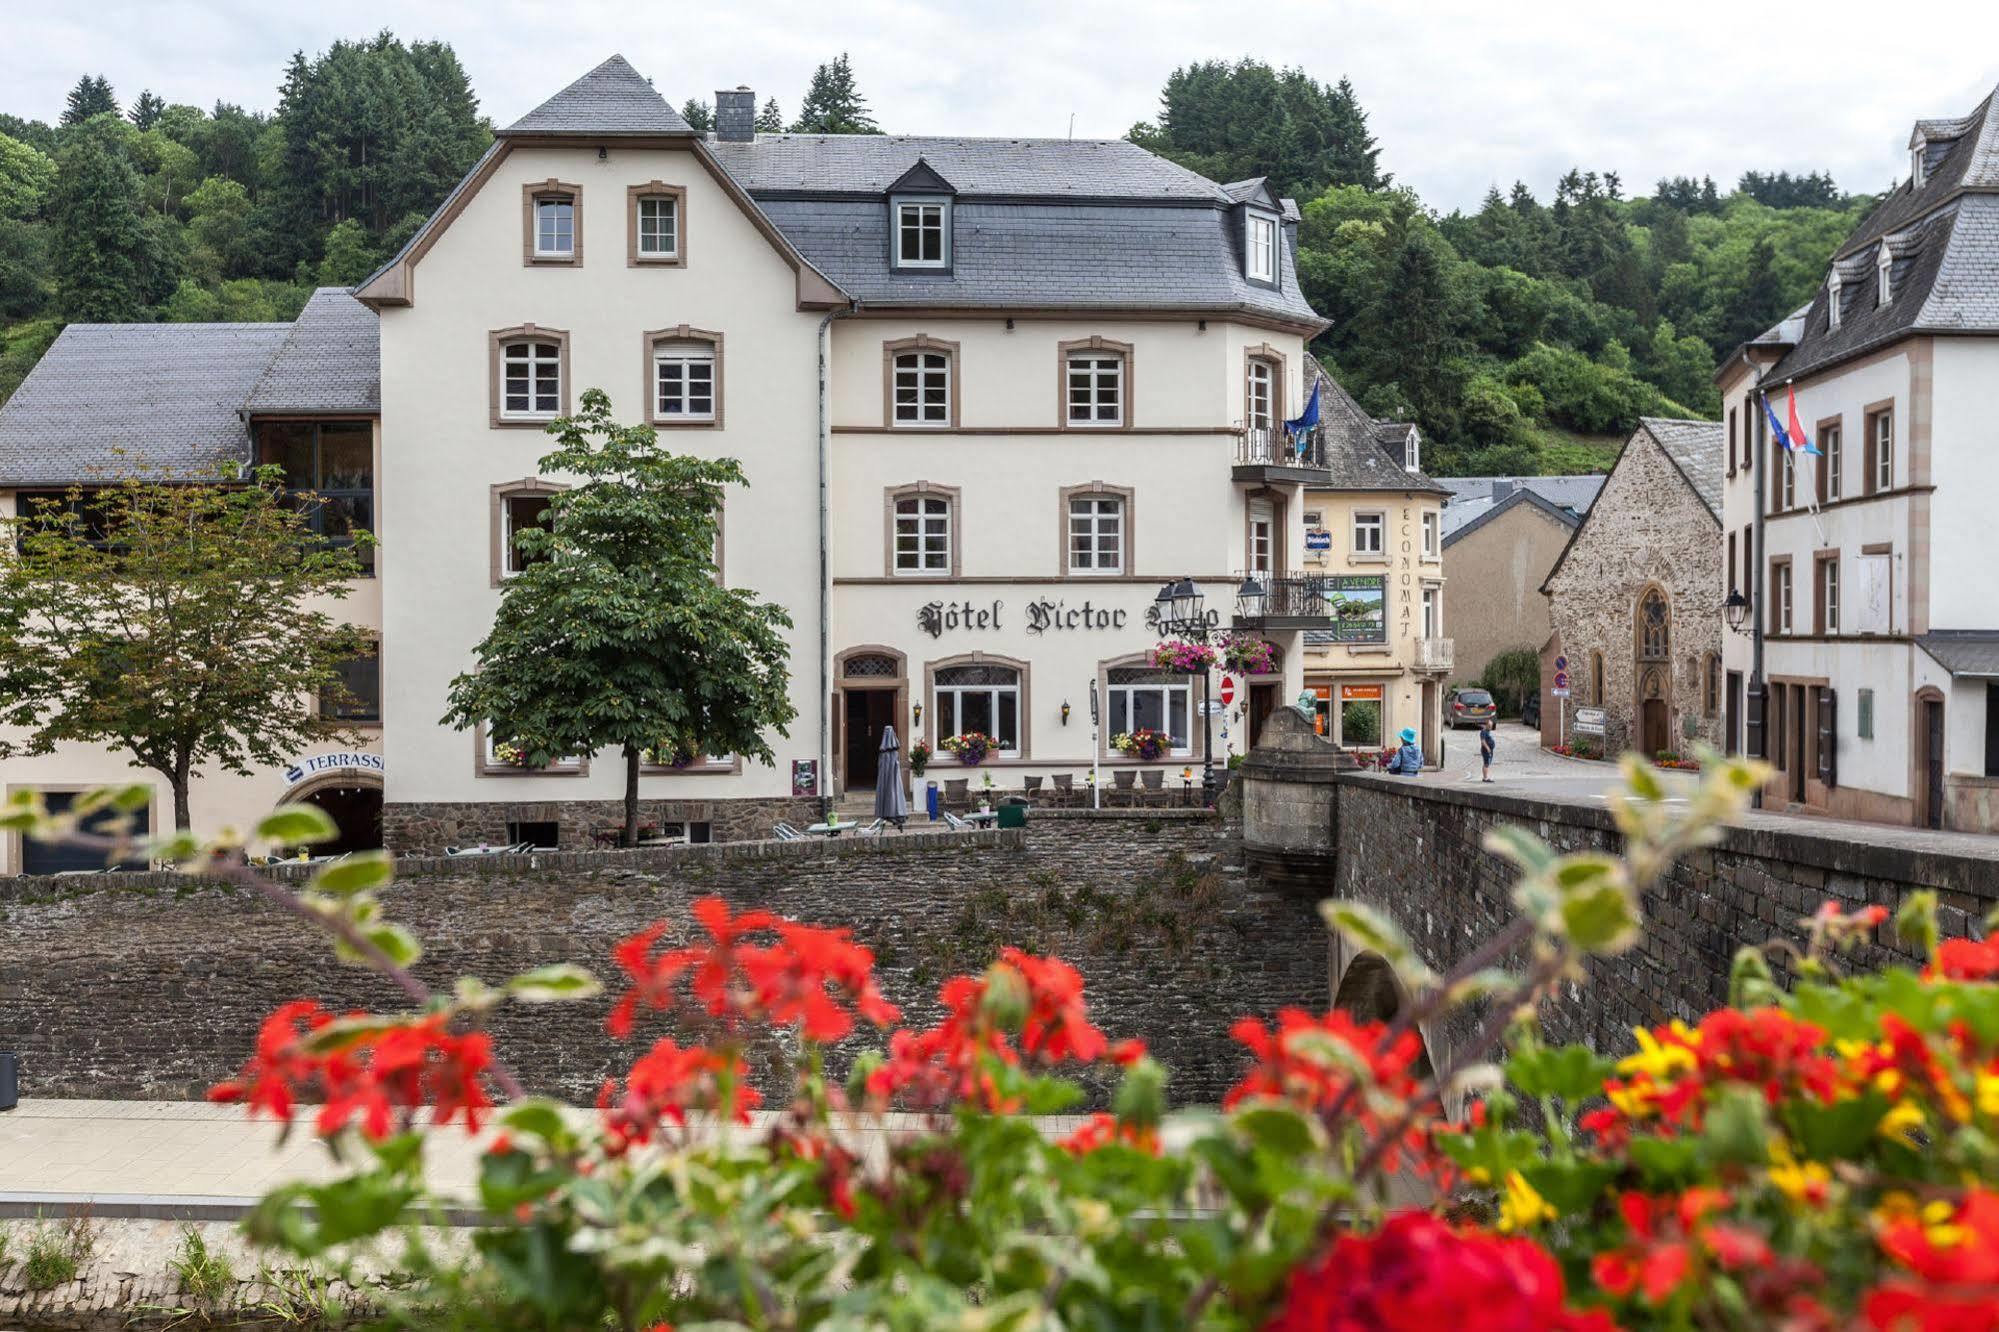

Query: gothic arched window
[[1639, 590, 1670, 661]]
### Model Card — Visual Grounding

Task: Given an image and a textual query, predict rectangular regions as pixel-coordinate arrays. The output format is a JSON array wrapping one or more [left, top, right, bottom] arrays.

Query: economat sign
[[282, 752, 385, 787]]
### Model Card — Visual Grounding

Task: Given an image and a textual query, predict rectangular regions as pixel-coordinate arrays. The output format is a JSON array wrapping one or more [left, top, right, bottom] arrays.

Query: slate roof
[[1640, 417, 1725, 519], [1919, 631, 1999, 678], [707, 135, 1228, 201], [1300, 363, 1450, 495], [1766, 85, 1999, 384], [0, 323, 290, 485], [1440, 486, 1591, 548], [244, 288, 379, 414], [1438, 475, 1604, 538], [500, 54, 693, 137]]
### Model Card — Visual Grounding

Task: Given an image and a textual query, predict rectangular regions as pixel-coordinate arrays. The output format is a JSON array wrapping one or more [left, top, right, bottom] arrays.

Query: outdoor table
[[804, 822, 846, 837], [961, 811, 999, 826]]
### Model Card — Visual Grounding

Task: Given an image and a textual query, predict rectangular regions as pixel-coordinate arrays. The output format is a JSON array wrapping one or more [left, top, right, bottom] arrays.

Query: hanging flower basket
[[1112, 729, 1170, 762], [1149, 639, 1219, 673], [940, 732, 995, 766], [1217, 633, 1278, 677]]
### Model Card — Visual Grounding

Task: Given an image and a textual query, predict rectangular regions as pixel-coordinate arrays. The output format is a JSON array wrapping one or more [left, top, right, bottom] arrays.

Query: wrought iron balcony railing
[[1231, 574, 1336, 629], [1235, 426, 1328, 474]]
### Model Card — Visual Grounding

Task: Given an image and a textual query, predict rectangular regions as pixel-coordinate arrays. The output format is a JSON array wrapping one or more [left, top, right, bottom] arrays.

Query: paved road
[[1426, 721, 1702, 803]]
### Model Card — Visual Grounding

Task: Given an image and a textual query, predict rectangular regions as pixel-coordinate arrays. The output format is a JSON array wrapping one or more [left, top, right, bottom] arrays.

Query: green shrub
[[171, 1226, 235, 1301], [1478, 647, 1541, 716], [21, 1216, 92, 1290]]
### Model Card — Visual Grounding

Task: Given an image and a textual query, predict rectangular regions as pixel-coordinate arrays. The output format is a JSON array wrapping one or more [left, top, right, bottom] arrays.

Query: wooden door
[[1925, 699, 1945, 830], [844, 692, 893, 788], [1641, 699, 1668, 755], [1247, 683, 1277, 749]]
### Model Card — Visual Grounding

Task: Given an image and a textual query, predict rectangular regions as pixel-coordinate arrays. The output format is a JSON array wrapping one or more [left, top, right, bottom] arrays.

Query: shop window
[[1105, 666, 1191, 755], [933, 663, 1021, 752], [1336, 684, 1384, 747], [255, 420, 375, 572]]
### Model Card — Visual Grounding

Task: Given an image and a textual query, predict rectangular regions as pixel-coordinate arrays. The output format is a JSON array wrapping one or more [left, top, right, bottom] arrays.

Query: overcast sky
[[6, 0, 1997, 211]]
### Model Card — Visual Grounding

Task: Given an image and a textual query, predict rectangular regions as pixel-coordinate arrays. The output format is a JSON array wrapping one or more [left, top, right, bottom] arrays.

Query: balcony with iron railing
[[1414, 637, 1455, 674], [1233, 425, 1332, 485], [1230, 573, 1337, 630]]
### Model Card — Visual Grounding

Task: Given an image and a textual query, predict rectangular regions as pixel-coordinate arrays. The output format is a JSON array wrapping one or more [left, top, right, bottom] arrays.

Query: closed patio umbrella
[[874, 725, 909, 828]]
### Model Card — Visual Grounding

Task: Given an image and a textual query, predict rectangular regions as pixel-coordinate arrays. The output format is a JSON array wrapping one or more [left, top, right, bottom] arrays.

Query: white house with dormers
[[1718, 82, 1999, 832], [0, 56, 1451, 865]]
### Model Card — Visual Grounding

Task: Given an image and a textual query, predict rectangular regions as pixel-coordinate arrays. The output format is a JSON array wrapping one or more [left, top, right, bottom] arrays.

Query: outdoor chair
[[445, 842, 535, 857], [940, 810, 972, 831], [1023, 774, 1043, 792], [773, 822, 803, 841], [1140, 770, 1165, 790]]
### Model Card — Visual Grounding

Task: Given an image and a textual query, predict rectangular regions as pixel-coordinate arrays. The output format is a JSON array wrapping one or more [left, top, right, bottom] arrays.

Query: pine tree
[[755, 98, 784, 133], [128, 90, 166, 130], [792, 54, 880, 134], [50, 118, 151, 320], [680, 99, 712, 133], [62, 75, 118, 126]]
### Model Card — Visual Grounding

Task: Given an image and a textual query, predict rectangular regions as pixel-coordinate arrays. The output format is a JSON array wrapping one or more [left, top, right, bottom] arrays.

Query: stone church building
[[1539, 418, 1725, 756]]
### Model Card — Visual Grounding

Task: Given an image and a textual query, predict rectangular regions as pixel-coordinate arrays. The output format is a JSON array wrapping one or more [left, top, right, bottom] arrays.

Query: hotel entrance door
[[844, 691, 895, 789]]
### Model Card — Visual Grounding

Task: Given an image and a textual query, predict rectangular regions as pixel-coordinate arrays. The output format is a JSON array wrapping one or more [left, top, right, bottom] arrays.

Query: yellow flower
[[1766, 1155, 1831, 1208], [1879, 1099, 1926, 1146], [1978, 1072, 1999, 1118], [1615, 1023, 1699, 1082], [1498, 1170, 1556, 1233]]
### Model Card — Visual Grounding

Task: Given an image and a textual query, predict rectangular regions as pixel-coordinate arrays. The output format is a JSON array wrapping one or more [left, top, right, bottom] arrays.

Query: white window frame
[[501, 339, 562, 420], [501, 492, 554, 579], [653, 346, 716, 422], [1824, 424, 1843, 501], [1877, 246, 1893, 306], [892, 350, 952, 427], [1246, 358, 1276, 432], [484, 727, 582, 771], [534, 195, 575, 259], [637, 195, 679, 259], [933, 667, 1021, 753], [1106, 668, 1193, 757], [1066, 353, 1124, 427], [1421, 510, 1439, 558], [1246, 212, 1276, 283], [896, 200, 948, 269], [1068, 495, 1124, 575], [1781, 451, 1796, 510], [1823, 558, 1841, 634], [1827, 271, 1842, 331], [1875, 411, 1894, 491], [893, 494, 952, 574], [1352, 511, 1385, 556], [1778, 563, 1794, 634], [1248, 497, 1275, 577], [1421, 586, 1440, 638]]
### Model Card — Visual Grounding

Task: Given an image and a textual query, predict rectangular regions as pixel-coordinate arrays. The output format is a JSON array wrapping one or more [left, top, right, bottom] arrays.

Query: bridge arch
[[1328, 940, 1452, 1113]]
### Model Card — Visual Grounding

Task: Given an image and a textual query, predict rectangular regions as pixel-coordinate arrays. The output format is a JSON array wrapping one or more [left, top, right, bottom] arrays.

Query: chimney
[[1491, 479, 1517, 502], [715, 87, 755, 142]]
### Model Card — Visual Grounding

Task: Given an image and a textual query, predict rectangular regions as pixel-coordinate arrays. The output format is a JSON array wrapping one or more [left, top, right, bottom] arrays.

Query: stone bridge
[[1238, 706, 1999, 1074]]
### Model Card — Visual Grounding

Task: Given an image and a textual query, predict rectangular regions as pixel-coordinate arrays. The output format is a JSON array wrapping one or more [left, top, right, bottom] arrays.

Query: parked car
[[1519, 692, 1541, 730], [1446, 687, 1497, 729]]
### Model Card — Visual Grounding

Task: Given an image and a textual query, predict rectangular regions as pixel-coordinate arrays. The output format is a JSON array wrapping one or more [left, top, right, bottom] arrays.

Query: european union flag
[[1285, 383, 1322, 456]]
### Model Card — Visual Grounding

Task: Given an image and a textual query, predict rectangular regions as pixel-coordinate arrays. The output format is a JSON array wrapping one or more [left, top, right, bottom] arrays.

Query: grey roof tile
[[500, 54, 692, 137], [1440, 486, 1590, 547], [1438, 475, 1605, 537], [1301, 363, 1450, 494], [1919, 631, 1999, 677], [0, 323, 291, 485], [244, 288, 379, 414], [707, 134, 1227, 201], [1640, 416, 1725, 519]]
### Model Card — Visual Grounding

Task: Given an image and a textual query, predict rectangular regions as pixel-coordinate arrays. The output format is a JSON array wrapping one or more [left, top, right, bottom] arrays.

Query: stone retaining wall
[[382, 794, 823, 854], [0, 810, 1325, 1107]]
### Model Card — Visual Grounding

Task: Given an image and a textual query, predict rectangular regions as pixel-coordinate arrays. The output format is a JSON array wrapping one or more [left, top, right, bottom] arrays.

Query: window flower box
[[941, 732, 995, 766]]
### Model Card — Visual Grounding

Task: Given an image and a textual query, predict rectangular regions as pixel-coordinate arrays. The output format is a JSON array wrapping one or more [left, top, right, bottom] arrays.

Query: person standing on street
[[1479, 719, 1497, 783]]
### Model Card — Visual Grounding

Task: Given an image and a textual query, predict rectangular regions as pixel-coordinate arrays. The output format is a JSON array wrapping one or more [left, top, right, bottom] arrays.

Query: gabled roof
[[885, 158, 956, 196], [1300, 363, 1450, 495], [0, 323, 290, 486], [705, 134, 1228, 201], [1845, 85, 1999, 259], [1441, 486, 1589, 548], [499, 54, 694, 137], [1538, 418, 1722, 593], [245, 288, 378, 415], [1438, 475, 1604, 538], [1222, 177, 1282, 210]]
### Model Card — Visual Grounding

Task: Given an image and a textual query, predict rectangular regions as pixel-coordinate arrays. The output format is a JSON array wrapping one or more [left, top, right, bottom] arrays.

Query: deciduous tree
[[443, 390, 796, 846], [0, 469, 375, 829]]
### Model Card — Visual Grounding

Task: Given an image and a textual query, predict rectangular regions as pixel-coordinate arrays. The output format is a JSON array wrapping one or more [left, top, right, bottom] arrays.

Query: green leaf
[[300, 1013, 409, 1055], [505, 964, 603, 1004], [499, 1099, 576, 1149], [256, 805, 338, 847], [1506, 1044, 1615, 1103], [1482, 824, 1558, 878], [1319, 899, 1436, 986], [1729, 945, 1781, 1008], [1896, 890, 1940, 960], [146, 831, 203, 865], [336, 921, 422, 969], [1230, 1103, 1318, 1158], [1788, 1092, 1889, 1160], [310, 851, 393, 895], [1698, 1088, 1770, 1168], [1628, 1135, 1699, 1187], [1520, 1159, 1615, 1214], [1559, 875, 1641, 955]]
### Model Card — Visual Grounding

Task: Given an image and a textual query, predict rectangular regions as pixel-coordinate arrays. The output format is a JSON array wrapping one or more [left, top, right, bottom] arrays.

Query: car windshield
[[1456, 691, 1493, 705]]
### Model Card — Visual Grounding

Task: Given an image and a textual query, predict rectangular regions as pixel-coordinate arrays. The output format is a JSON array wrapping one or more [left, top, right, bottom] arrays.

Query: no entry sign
[[1220, 676, 1236, 706]]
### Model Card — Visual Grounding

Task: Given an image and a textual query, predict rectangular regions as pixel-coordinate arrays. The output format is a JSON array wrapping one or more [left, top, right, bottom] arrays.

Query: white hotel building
[[0, 57, 1450, 867], [1719, 84, 1999, 832]]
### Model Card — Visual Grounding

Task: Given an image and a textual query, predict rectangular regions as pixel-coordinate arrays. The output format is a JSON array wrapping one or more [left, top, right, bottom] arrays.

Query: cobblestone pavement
[[1428, 722, 1703, 801]]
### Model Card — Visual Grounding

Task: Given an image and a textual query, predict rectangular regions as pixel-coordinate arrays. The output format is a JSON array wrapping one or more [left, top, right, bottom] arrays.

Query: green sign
[[1322, 575, 1386, 643]]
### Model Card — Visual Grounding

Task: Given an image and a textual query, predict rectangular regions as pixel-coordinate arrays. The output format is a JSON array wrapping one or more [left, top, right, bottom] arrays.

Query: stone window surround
[[1590, 651, 1606, 706], [882, 335, 961, 428], [489, 325, 571, 429], [522, 180, 583, 266], [1243, 486, 1289, 576], [1814, 550, 1841, 636], [1058, 481, 1135, 578], [884, 480, 961, 578], [1702, 651, 1722, 718], [638, 752, 741, 777], [1635, 583, 1671, 663], [1420, 509, 1440, 562], [316, 633, 384, 729], [1242, 343, 1287, 432], [1348, 507, 1388, 564], [1816, 414, 1843, 503], [642, 325, 725, 428], [1865, 400, 1895, 495], [489, 477, 568, 587], [474, 721, 590, 778], [1056, 336, 1134, 431], [1095, 652, 1196, 762], [1769, 555, 1794, 634], [1861, 541, 1895, 635], [5, 781, 163, 874], [626, 181, 687, 267], [922, 651, 1031, 761]]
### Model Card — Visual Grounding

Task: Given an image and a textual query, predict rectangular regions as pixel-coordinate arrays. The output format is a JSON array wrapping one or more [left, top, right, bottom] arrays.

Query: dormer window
[[1877, 245, 1894, 306], [896, 200, 949, 268], [1827, 271, 1843, 332], [1246, 212, 1277, 283], [1911, 135, 1927, 189]]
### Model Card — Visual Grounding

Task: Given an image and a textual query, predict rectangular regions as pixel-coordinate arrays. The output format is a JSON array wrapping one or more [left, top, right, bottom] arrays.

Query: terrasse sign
[[282, 752, 385, 787]]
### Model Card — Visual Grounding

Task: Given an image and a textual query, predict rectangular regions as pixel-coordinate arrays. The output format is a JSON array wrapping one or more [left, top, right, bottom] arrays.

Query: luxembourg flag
[[1762, 388, 1821, 456], [1786, 384, 1818, 456]]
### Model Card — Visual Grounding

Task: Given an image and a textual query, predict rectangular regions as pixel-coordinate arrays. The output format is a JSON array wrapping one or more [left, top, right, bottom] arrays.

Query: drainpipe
[[817, 302, 857, 818], [1749, 355, 1767, 809]]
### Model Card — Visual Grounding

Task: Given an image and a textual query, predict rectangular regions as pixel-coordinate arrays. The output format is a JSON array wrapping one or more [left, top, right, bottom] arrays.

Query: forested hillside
[[2, 44, 1871, 475]]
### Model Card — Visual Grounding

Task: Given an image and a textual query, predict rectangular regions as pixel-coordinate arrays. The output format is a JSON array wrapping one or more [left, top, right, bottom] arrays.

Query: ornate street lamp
[[1723, 589, 1749, 633], [1235, 574, 1268, 622], [1156, 576, 1219, 805]]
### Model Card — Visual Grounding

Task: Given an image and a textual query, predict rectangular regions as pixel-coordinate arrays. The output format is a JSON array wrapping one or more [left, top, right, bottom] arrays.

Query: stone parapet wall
[[1326, 771, 1996, 1062], [382, 795, 824, 853], [0, 809, 1324, 1108]]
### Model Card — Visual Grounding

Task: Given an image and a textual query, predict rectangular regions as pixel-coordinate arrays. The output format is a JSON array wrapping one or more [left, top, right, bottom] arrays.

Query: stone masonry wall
[[383, 795, 824, 853], [1541, 426, 1722, 756], [0, 811, 1325, 1107], [1328, 771, 1995, 1062]]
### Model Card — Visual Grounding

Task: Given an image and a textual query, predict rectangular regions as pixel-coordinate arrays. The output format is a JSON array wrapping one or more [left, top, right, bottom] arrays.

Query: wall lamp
[[912, 701, 923, 726], [1060, 700, 1071, 726], [1723, 589, 1749, 632]]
